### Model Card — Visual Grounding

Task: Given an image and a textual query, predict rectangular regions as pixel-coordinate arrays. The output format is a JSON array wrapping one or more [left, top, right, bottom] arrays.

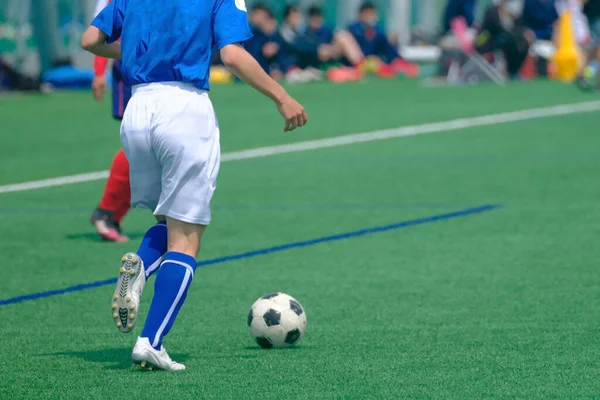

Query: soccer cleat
[[91, 208, 130, 242], [111, 253, 145, 333], [326, 66, 362, 83], [131, 337, 185, 371]]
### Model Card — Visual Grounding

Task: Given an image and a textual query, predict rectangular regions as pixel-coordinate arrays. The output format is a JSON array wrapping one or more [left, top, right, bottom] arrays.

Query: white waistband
[[132, 81, 207, 95]]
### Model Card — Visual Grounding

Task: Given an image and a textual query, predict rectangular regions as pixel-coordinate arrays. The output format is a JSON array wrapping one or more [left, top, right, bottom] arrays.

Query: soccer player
[[90, 0, 132, 243], [81, 0, 307, 371]]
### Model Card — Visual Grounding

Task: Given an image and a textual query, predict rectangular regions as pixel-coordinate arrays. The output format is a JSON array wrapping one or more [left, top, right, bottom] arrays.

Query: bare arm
[[220, 44, 307, 132], [81, 26, 121, 59]]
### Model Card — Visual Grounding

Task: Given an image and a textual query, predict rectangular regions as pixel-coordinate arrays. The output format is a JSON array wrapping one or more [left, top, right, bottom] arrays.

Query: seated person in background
[[305, 5, 368, 82], [347, 2, 419, 77], [280, 5, 366, 83], [443, 0, 479, 34], [246, 3, 288, 81], [279, 5, 326, 82], [577, 0, 600, 90], [475, 0, 536, 79], [522, 0, 560, 40]]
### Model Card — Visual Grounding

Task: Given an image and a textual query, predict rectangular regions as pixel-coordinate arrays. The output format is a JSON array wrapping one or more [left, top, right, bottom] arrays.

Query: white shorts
[[120, 82, 220, 225]]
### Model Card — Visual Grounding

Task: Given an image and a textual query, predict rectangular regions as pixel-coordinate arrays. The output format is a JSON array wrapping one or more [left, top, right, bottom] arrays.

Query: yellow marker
[[553, 10, 580, 82]]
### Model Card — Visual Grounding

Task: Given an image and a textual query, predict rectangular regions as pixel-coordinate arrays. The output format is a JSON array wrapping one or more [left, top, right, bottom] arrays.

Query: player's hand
[[92, 76, 107, 102], [277, 96, 307, 132]]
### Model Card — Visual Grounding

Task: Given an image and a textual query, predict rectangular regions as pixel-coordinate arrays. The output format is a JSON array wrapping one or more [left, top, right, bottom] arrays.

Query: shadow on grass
[[43, 347, 190, 370], [64, 232, 146, 242]]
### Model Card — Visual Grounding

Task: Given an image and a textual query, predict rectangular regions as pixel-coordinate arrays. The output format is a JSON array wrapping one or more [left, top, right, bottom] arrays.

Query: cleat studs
[[127, 324, 133, 329], [129, 314, 135, 319], [147, 367, 153, 371], [113, 313, 118, 319], [141, 361, 146, 368], [131, 257, 138, 264], [113, 295, 118, 300], [121, 256, 127, 262], [129, 269, 135, 276], [127, 297, 131, 302], [116, 322, 121, 328], [129, 305, 135, 310], [120, 267, 125, 273], [111, 304, 116, 309]]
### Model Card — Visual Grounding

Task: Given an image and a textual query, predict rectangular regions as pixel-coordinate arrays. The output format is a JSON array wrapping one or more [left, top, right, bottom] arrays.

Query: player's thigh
[[152, 92, 220, 225], [120, 94, 161, 210]]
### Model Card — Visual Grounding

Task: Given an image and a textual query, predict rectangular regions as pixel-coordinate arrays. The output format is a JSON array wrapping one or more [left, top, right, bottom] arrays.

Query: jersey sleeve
[[91, 0, 125, 44], [213, 0, 253, 49]]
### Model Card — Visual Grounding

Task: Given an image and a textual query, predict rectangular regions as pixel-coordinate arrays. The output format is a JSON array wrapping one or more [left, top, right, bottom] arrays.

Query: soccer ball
[[247, 292, 307, 349]]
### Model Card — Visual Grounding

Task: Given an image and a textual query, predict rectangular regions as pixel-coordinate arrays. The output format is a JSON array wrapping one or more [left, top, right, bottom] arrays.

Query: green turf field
[[1, 80, 599, 399]]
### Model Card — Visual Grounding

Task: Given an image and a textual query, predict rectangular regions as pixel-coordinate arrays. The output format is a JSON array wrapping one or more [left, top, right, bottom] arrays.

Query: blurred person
[[90, 0, 131, 243], [475, 0, 536, 79], [0, 58, 41, 91], [305, 5, 366, 83], [522, 0, 560, 40], [279, 5, 328, 82], [347, 2, 419, 78], [443, 0, 479, 34], [577, 0, 600, 90], [246, 3, 288, 80], [278, 5, 366, 83]]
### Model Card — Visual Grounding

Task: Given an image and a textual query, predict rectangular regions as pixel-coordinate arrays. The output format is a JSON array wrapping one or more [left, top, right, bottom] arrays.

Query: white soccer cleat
[[111, 253, 145, 333], [131, 337, 185, 371]]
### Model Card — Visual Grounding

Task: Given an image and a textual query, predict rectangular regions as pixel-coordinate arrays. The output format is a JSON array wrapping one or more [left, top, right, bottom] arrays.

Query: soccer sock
[[141, 252, 196, 350], [138, 222, 168, 279], [99, 149, 131, 223]]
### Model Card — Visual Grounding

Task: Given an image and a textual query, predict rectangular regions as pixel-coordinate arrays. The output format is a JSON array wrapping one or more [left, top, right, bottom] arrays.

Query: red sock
[[99, 149, 131, 223]]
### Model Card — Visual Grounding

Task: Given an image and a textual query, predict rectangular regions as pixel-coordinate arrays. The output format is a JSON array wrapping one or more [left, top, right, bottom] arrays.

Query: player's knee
[[166, 217, 206, 257]]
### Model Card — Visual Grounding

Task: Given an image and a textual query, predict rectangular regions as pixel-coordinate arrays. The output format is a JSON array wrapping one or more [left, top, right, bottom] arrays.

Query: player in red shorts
[[89, 0, 131, 242]]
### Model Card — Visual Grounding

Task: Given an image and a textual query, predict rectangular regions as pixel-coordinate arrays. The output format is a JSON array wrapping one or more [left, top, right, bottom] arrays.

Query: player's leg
[[332, 29, 365, 66], [91, 149, 131, 242], [91, 61, 133, 242], [133, 219, 205, 370], [111, 88, 163, 333], [131, 85, 220, 371]]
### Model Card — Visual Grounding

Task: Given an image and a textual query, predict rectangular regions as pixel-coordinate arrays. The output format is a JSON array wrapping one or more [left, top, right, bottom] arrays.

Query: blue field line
[[0, 204, 500, 307]]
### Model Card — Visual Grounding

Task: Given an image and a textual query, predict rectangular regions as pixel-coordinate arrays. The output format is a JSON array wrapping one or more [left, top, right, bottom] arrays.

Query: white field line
[[1, 100, 599, 195]]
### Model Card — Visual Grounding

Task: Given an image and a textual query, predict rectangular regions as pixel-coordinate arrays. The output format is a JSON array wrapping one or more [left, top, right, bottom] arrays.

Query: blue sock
[[141, 252, 196, 349], [137, 221, 168, 280]]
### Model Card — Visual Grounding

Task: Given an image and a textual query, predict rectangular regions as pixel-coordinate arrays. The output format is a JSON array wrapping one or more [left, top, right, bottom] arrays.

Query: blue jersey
[[92, 0, 253, 91]]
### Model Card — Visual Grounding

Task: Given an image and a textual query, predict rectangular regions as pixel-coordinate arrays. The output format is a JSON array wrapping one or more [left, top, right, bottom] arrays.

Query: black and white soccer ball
[[247, 293, 307, 349]]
